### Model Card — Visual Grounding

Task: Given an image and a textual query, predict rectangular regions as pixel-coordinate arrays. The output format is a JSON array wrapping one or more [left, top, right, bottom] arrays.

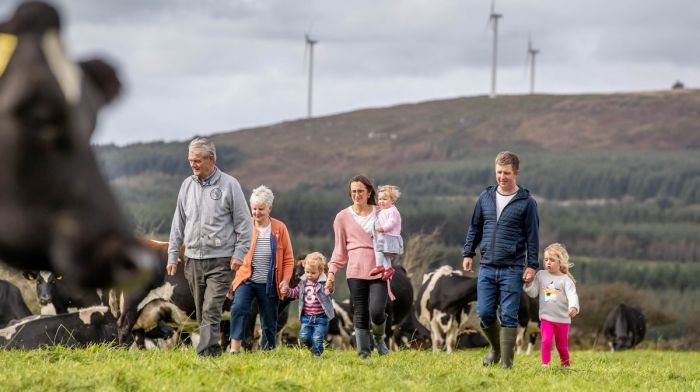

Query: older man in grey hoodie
[[167, 137, 252, 357]]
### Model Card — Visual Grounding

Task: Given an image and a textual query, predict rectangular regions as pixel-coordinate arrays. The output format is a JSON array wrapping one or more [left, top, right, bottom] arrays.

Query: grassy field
[[0, 347, 697, 391]]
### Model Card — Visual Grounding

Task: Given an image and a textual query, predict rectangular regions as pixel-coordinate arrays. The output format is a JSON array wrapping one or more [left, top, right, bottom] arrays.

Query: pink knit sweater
[[328, 207, 378, 280]]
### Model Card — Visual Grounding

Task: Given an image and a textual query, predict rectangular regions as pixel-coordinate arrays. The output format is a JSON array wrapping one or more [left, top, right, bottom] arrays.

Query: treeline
[[100, 148, 700, 263], [365, 149, 700, 203]]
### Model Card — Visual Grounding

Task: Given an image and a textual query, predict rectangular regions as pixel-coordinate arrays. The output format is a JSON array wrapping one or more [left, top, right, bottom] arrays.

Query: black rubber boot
[[481, 323, 501, 366], [500, 327, 518, 369], [355, 329, 372, 359], [372, 322, 390, 356]]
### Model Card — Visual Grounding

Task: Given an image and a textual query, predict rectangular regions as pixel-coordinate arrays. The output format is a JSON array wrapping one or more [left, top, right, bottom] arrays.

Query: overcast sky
[[2, 0, 698, 145]]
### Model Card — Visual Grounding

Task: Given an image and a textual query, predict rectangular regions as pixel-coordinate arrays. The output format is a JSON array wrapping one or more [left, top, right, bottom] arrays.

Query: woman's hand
[[279, 281, 289, 296], [326, 273, 335, 293], [375, 226, 385, 233]]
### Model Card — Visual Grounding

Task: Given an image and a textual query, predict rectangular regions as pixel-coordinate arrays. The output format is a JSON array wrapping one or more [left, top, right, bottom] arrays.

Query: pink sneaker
[[381, 267, 395, 281], [370, 266, 385, 276]]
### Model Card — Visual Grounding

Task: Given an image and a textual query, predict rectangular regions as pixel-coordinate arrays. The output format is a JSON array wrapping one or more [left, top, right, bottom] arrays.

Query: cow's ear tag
[[0, 33, 18, 77], [56, 275, 63, 280]]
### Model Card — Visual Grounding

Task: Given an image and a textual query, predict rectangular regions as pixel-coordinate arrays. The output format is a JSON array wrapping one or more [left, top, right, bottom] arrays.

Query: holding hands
[[230, 258, 243, 272], [279, 281, 289, 296], [326, 273, 335, 294]]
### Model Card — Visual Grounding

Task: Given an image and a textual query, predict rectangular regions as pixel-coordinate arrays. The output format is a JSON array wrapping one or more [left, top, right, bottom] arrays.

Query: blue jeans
[[230, 281, 279, 350], [299, 313, 329, 355], [477, 264, 523, 328]]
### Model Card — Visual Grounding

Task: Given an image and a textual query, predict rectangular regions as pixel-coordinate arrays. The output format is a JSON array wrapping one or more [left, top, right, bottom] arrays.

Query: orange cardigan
[[231, 217, 295, 299]]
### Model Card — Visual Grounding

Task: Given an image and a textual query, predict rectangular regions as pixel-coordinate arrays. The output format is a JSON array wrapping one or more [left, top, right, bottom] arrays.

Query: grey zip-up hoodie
[[167, 168, 252, 264]]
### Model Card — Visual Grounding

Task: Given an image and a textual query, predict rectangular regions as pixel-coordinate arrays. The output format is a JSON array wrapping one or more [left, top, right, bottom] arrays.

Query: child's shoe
[[369, 266, 385, 276], [381, 267, 395, 281]]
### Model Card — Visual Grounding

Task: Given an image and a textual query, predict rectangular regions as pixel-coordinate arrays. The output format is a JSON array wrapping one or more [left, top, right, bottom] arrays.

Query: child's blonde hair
[[378, 185, 401, 202], [304, 252, 328, 273], [544, 243, 575, 284]]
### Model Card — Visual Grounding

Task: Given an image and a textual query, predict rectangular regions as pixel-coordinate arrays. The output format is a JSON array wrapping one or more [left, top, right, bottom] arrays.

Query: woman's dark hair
[[347, 175, 377, 205]]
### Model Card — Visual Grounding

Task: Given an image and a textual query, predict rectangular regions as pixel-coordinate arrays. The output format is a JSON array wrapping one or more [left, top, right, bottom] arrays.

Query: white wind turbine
[[488, 0, 503, 98], [527, 35, 539, 95], [304, 32, 318, 118]]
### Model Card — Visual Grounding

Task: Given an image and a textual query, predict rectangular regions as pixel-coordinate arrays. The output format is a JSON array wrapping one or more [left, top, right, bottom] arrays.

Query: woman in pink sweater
[[326, 175, 390, 358]]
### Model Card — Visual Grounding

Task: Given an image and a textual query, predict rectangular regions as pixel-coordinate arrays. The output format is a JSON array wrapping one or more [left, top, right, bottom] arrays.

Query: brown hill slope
[[208, 89, 700, 190]]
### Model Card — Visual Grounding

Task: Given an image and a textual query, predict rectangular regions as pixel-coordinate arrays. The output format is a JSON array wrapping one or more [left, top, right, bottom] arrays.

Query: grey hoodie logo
[[210, 187, 222, 200]]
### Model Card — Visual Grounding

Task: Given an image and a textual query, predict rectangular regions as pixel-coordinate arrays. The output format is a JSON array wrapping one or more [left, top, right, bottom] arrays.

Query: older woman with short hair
[[229, 185, 295, 353]]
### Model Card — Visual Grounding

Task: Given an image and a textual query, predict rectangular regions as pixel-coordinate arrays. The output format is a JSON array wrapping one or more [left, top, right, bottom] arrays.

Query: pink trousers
[[540, 319, 570, 367]]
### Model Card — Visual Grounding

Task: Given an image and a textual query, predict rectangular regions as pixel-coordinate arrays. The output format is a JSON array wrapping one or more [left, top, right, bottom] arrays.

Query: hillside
[[194, 89, 700, 190]]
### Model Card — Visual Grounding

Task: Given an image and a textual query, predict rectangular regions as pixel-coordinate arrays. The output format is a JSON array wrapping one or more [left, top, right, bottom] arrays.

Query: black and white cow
[[415, 265, 478, 353], [326, 298, 354, 349], [0, 280, 32, 328], [384, 265, 414, 349], [23, 271, 109, 315], [0, 306, 117, 349], [115, 239, 196, 348], [602, 303, 646, 351], [516, 294, 540, 355], [393, 311, 431, 350], [0, 1, 157, 290]]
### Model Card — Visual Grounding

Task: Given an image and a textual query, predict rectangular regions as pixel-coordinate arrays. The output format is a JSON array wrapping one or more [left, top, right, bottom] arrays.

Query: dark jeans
[[184, 257, 233, 355], [299, 313, 329, 355], [477, 264, 524, 328], [229, 281, 279, 350], [347, 278, 387, 329]]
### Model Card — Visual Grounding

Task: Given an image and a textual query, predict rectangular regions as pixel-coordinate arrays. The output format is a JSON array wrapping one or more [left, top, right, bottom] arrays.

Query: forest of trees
[[100, 148, 700, 265]]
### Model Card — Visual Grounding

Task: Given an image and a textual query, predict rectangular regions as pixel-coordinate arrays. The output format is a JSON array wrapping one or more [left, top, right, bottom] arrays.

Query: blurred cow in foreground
[[0, 1, 157, 290]]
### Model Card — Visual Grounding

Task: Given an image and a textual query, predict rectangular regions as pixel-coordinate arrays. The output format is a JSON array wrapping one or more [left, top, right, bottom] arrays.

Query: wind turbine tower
[[527, 36, 539, 95], [489, 1, 503, 98], [304, 33, 318, 118]]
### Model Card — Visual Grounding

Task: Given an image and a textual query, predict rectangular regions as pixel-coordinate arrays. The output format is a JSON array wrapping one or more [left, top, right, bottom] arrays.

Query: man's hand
[[569, 307, 578, 318], [166, 263, 177, 276], [523, 267, 536, 284], [230, 258, 243, 272], [462, 257, 473, 273]]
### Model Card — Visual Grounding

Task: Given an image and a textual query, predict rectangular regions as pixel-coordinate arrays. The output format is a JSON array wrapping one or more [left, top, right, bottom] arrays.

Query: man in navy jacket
[[463, 151, 539, 369]]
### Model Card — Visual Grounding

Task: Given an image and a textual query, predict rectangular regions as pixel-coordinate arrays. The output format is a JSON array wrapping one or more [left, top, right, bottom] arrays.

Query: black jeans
[[347, 278, 387, 329]]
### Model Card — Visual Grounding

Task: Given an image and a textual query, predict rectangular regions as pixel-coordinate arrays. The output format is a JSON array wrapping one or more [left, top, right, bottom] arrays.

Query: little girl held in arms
[[369, 185, 403, 281]]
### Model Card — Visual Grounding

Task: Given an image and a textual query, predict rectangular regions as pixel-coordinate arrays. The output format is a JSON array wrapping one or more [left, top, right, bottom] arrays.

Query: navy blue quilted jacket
[[462, 185, 540, 269]]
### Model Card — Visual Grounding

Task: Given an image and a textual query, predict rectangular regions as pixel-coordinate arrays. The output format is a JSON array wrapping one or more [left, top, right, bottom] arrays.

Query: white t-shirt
[[496, 190, 516, 221], [348, 206, 377, 235]]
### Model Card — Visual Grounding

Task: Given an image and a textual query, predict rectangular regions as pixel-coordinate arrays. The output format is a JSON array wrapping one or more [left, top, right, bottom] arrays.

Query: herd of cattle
[[0, 2, 647, 355], [0, 252, 647, 353]]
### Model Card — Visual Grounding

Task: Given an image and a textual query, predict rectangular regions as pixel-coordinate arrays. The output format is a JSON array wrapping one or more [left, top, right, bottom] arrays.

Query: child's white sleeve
[[523, 272, 539, 298], [564, 278, 580, 312]]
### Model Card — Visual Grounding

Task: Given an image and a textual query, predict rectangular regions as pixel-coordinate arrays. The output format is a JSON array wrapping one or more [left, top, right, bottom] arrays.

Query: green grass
[[1, 346, 698, 391]]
